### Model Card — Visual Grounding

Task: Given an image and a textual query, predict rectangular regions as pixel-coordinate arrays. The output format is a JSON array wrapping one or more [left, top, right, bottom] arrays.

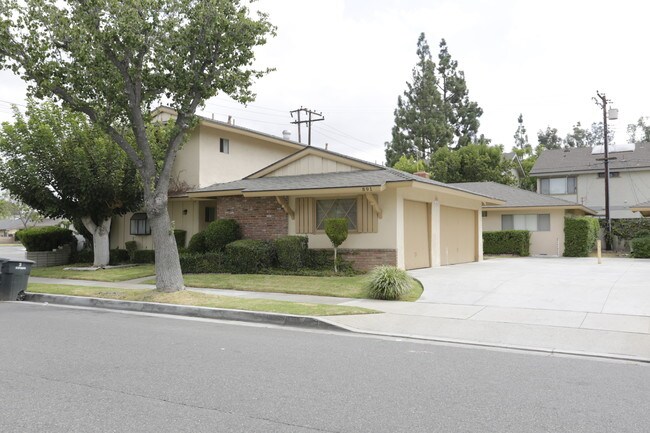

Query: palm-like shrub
[[366, 266, 412, 300]]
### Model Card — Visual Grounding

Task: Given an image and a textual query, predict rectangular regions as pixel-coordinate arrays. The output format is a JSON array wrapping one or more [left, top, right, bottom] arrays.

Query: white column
[[477, 209, 483, 262]]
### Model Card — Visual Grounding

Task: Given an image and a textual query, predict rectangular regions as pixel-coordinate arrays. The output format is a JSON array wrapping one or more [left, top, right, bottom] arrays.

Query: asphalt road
[[1, 303, 648, 433]]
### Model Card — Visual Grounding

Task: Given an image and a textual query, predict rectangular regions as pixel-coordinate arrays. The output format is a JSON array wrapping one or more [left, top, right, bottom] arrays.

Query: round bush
[[366, 266, 413, 300], [204, 219, 241, 252], [187, 231, 207, 253], [274, 235, 308, 270], [225, 239, 273, 274], [17, 226, 75, 252]]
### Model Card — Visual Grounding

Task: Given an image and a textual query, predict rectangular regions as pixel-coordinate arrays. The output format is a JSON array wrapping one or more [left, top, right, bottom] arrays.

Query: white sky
[[1, 0, 648, 164]]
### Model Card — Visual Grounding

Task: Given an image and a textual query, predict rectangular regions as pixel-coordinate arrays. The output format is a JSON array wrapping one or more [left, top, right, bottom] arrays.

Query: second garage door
[[440, 206, 477, 265]]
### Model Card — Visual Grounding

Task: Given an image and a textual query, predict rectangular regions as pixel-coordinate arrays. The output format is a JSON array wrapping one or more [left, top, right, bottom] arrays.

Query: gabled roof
[[152, 106, 305, 151], [530, 142, 650, 176], [191, 146, 503, 203], [0, 218, 65, 231], [448, 181, 597, 214]]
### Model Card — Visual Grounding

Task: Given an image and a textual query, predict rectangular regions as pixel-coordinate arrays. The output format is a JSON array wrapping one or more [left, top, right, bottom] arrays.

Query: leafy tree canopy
[[429, 143, 516, 185], [392, 155, 427, 174]]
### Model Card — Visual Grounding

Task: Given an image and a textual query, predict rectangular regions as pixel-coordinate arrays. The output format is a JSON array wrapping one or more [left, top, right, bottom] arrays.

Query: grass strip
[[26, 283, 379, 316], [30, 264, 155, 282]]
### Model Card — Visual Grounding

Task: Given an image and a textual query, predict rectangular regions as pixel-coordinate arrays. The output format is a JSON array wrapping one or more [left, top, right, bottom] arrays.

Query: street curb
[[320, 321, 650, 364], [23, 293, 350, 332]]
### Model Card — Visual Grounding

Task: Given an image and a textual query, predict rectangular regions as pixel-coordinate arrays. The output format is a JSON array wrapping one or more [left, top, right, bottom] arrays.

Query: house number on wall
[[361, 187, 373, 192]]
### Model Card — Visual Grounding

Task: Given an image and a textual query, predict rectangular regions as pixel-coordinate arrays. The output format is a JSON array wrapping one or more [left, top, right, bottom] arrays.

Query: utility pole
[[290, 107, 324, 145], [594, 91, 614, 250]]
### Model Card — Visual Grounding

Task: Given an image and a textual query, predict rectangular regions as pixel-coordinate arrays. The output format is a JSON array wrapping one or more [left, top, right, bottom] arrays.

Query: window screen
[[537, 214, 551, 231], [316, 199, 357, 230], [501, 214, 514, 230], [220, 138, 229, 154]]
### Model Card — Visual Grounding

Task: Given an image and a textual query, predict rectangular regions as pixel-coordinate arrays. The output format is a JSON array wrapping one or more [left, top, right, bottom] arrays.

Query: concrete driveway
[[409, 257, 650, 317]]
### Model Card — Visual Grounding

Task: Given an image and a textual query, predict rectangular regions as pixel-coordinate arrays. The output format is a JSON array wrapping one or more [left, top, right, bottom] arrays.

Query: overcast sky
[[1, 0, 648, 164]]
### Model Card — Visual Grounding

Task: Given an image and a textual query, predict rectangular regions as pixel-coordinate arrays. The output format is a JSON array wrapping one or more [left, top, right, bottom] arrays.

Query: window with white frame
[[501, 214, 550, 231], [316, 199, 357, 231], [130, 213, 151, 235], [540, 177, 576, 195], [219, 138, 229, 154]]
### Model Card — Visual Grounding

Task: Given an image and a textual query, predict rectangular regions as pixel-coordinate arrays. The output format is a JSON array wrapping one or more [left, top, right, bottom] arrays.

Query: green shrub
[[18, 226, 75, 252], [174, 229, 187, 248], [274, 235, 308, 270], [324, 218, 348, 272], [603, 218, 650, 240], [109, 249, 130, 265], [564, 217, 600, 257], [132, 249, 155, 263], [366, 266, 413, 300], [225, 239, 273, 274], [187, 231, 207, 254], [483, 230, 530, 256], [204, 219, 241, 252], [125, 241, 138, 261], [631, 236, 650, 258], [70, 248, 93, 264], [179, 252, 225, 274], [14, 229, 23, 242]]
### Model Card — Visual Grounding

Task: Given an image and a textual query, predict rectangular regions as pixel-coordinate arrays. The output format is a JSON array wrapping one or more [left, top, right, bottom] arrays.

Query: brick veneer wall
[[323, 248, 397, 272], [216, 196, 288, 240]]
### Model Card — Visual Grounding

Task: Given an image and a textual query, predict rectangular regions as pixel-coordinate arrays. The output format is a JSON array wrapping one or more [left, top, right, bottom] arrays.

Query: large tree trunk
[[81, 216, 111, 267], [146, 195, 184, 292]]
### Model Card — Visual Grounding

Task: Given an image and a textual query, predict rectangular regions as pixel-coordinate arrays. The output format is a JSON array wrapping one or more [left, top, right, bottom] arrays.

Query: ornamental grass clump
[[366, 266, 412, 300]]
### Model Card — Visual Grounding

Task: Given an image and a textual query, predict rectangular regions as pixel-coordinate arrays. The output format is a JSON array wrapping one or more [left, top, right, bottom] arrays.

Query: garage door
[[440, 206, 477, 265], [404, 200, 430, 270]]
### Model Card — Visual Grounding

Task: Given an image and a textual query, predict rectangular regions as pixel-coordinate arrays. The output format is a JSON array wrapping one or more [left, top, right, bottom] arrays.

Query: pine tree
[[513, 114, 531, 155], [385, 34, 483, 166]]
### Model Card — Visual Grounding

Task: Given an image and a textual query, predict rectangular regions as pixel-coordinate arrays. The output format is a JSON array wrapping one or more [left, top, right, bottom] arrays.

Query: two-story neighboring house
[[529, 142, 650, 218], [110, 107, 502, 270]]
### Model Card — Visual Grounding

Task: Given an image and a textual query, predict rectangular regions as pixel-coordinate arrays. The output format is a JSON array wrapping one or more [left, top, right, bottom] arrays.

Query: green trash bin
[[0, 259, 35, 301]]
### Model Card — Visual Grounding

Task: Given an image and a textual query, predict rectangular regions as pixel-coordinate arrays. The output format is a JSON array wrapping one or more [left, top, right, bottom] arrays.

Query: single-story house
[[449, 182, 597, 256], [166, 147, 501, 270]]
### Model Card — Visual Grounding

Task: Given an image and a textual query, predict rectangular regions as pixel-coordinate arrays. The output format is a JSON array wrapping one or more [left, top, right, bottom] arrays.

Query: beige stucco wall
[[539, 170, 650, 218], [110, 199, 214, 250], [171, 129, 201, 189], [482, 208, 566, 256], [287, 188, 399, 251], [266, 154, 355, 177], [198, 127, 296, 187]]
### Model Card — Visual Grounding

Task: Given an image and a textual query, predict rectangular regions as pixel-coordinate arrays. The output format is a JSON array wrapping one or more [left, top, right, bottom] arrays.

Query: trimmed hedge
[[125, 241, 138, 261], [483, 230, 530, 256], [274, 235, 308, 270], [18, 226, 75, 252], [187, 231, 207, 254], [179, 252, 225, 273], [564, 217, 600, 257], [204, 219, 241, 252], [631, 237, 650, 258], [225, 239, 273, 274], [174, 229, 187, 248], [70, 248, 93, 264], [110, 249, 130, 265], [132, 249, 155, 263]]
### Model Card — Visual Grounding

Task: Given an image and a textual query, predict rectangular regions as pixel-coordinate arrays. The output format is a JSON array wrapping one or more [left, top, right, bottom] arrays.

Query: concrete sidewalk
[[29, 263, 650, 362]]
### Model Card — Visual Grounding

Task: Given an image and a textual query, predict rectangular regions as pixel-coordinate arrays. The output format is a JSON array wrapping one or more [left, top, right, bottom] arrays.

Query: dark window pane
[[501, 214, 514, 230]]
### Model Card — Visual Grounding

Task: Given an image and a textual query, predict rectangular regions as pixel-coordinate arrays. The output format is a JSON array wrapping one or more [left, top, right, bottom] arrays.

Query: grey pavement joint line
[[0, 368, 341, 433], [599, 264, 630, 314], [464, 305, 487, 320]]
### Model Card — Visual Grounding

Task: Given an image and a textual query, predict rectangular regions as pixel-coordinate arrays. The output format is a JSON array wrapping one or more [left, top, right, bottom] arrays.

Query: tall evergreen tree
[[436, 39, 483, 148], [385, 33, 448, 166], [513, 113, 531, 155], [536, 126, 564, 151], [385, 34, 482, 166]]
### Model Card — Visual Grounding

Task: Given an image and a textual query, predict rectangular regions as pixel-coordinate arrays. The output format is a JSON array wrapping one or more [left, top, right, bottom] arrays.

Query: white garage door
[[440, 206, 477, 265], [404, 200, 430, 270]]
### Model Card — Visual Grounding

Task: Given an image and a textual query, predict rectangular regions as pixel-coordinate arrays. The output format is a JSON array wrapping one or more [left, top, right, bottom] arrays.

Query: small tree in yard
[[0, 0, 275, 291], [324, 218, 348, 273], [0, 101, 142, 267]]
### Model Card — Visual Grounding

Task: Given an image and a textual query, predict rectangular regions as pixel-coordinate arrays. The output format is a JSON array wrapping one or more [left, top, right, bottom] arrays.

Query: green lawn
[[177, 273, 423, 302], [30, 264, 155, 282], [26, 283, 378, 316]]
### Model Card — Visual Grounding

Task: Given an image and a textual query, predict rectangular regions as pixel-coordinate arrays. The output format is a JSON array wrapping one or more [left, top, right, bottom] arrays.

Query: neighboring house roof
[[191, 146, 503, 203], [0, 218, 64, 231], [448, 181, 597, 214], [630, 200, 650, 217], [530, 142, 650, 176]]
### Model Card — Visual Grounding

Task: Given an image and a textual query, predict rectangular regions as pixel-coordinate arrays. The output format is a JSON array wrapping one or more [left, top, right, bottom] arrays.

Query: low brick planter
[[26, 244, 71, 267]]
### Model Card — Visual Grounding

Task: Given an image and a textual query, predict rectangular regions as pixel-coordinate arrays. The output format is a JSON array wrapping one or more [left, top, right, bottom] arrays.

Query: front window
[[316, 199, 357, 231], [501, 214, 550, 232], [540, 177, 576, 195], [130, 213, 151, 235], [205, 207, 215, 223]]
